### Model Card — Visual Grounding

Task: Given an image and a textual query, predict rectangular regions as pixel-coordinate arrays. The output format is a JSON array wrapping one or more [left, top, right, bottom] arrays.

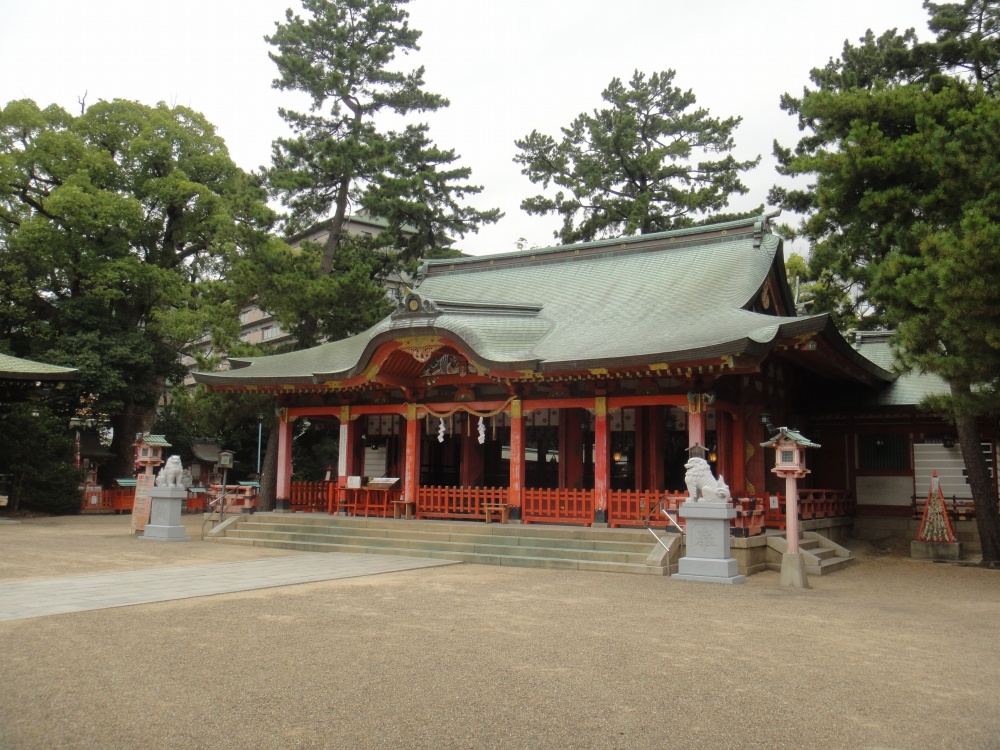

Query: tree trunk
[[256, 417, 280, 511], [105, 403, 156, 483], [954, 411, 1000, 564]]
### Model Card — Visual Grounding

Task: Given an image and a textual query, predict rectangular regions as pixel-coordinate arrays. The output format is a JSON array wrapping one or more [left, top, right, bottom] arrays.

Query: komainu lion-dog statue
[[155, 455, 186, 488], [683, 457, 731, 503]]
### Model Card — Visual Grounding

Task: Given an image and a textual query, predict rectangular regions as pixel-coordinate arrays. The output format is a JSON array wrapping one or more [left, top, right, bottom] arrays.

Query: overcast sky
[[1, 1, 933, 257]]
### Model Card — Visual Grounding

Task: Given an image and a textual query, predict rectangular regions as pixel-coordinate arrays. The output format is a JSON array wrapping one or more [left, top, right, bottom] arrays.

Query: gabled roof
[[852, 331, 950, 406], [194, 214, 892, 388], [761, 427, 821, 449], [0, 352, 78, 381], [135, 433, 171, 448]]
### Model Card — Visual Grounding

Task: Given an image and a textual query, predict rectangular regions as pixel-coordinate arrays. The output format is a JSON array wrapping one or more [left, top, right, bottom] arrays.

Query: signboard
[[769, 495, 779, 510], [129, 474, 155, 534]]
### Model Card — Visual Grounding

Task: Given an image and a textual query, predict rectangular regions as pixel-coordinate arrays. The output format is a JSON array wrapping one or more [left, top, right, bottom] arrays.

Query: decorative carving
[[684, 457, 731, 503], [405, 344, 441, 363], [422, 352, 476, 378]]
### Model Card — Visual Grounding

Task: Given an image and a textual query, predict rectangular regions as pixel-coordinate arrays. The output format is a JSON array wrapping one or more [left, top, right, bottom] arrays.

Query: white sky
[[1, 0, 932, 257]]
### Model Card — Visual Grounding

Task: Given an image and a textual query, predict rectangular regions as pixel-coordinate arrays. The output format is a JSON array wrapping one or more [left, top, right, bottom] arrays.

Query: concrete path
[[0, 552, 458, 622]]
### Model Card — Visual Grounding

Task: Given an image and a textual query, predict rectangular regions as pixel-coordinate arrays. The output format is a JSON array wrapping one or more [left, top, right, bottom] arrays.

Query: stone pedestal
[[673, 500, 745, 584], [911, 540, 962, 561], [780, 552, 809, 588], [141, 487, 190, 542]]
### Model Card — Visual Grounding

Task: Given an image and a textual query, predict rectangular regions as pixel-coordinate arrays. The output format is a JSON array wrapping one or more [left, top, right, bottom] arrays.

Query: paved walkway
[[0, 553, 458, 622]]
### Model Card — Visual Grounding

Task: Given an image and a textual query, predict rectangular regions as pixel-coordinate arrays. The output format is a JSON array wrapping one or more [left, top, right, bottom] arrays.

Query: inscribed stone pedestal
[[141, 487, 190, 542], [672, 500, 745, 584]]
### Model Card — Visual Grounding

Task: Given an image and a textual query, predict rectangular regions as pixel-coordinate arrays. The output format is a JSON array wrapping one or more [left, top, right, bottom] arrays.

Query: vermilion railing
[[336, 487, 400, 517], [417, 486, 507, 519], [522, 488, 594, 525], [289, 481, 329, 513], [80, 487, 134, 513], [764, 490, 855, 529], [608, 490, 686, 528], [80, 487, 205, 514]]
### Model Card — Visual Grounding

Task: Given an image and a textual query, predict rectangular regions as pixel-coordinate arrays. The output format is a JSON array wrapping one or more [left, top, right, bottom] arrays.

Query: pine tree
[[770, 1, 1000, 562], [514, 70, 758, 244]]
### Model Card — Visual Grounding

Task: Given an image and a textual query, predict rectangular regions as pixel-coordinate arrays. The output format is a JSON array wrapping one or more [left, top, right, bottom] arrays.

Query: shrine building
[[193, 212, 990, 533]]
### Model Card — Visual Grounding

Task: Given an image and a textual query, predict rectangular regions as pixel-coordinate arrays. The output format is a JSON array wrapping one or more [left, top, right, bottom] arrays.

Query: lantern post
[[762, 427, 820, 588]]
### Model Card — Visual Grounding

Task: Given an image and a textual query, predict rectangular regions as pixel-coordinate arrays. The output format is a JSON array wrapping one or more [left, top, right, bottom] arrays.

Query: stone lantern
[[133, 432, 171, 477], [761, 427, 820, 588]]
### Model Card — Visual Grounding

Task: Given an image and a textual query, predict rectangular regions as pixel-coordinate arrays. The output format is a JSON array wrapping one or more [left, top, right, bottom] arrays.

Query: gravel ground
[[1, 514, 998, 750]]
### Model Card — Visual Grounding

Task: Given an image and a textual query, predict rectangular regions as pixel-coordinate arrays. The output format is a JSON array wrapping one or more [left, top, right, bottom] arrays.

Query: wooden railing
[[608, 490, 686, 528], [416, 486, 507, 520], [80, 487, 206, 514], [336, 486, 400, 518], [764, 490, 855, 529], [522, 488, 594, 525], [288, 481, 329, 513], [911, 496, 982, 521], [80, 487, 135, 513]]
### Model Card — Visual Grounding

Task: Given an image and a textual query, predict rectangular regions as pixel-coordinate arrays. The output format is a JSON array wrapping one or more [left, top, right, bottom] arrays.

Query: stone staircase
[[206, 513, 675, 576], [765, 531, 854, 575]]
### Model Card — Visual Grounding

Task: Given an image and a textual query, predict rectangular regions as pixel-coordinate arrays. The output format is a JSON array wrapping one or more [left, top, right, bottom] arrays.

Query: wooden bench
[[483, 503, 510, 524]]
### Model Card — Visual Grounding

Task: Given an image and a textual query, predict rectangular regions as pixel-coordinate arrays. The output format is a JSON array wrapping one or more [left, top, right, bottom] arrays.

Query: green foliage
[[771, 0, 1000, 559], [0, 404, 81, 514], [0, 98, 275, 472], [257, 0, 499, 351], [514, 70, 759, 244], [154, 388, 274, 480], [265, 0, 499, 271]]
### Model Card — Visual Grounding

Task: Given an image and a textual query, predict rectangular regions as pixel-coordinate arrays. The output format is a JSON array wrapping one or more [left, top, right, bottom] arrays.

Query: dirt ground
[[1, 514, 998, 750]]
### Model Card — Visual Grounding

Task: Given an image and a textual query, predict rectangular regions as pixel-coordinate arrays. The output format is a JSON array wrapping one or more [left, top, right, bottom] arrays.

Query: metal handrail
[[643, 497, 683, 551]]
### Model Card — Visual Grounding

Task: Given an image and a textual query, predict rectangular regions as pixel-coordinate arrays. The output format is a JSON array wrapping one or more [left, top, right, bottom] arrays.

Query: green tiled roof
[[137, 433, 172, 447], [853, 331, 950, 406], [761, 427, 821, 449], [195, 215, 887, 387], [0, 353, 78, 381]]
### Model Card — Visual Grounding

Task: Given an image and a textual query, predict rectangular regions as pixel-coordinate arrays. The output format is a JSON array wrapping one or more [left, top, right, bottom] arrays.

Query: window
[[859, 434, 909, 470], [262, 326, 282, 341]]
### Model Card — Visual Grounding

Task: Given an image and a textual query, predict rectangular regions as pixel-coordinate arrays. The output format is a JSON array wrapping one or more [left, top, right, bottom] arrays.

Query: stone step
[[235, 520, 653, 554], [805, 555, 854, 576], [764, 532, 853, 576], [214, 534, 667, 576], [259, 514, 655, 544], [221, 528, 651, 564], [209, 514, 667, 576]]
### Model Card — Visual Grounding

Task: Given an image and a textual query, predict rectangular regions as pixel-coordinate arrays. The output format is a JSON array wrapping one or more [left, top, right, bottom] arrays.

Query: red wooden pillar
[[276, 412, 293, 504], [403, 405, 421, 503], [594, 396, 609, 522], [559, 408, 584, 490], [508, 400, 525, 510], [730, 408, 746, 496], [634, 407, 646, 491], [460, 414, 484, 487], [688, 410, 706, 454], [648, 406, 666, 491]]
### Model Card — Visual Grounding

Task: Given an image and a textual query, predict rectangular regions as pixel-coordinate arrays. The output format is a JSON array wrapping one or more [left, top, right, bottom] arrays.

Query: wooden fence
[[80, 487, 206, 514], [416, 486, 507, 520], [522, 488, 594, 525]]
